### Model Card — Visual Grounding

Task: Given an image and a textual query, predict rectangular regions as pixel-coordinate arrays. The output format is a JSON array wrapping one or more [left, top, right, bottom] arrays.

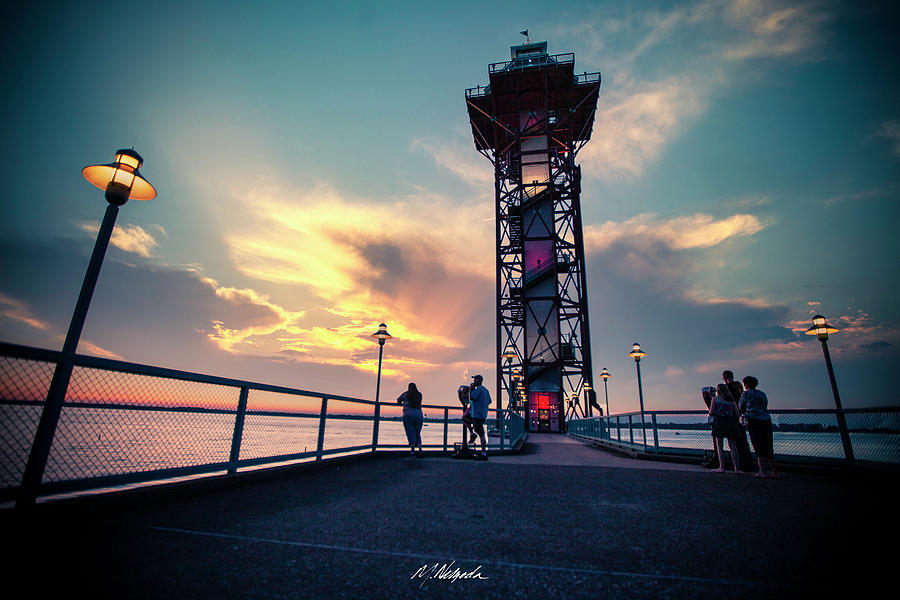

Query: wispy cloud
[[79, 222, 166, 257], [0, 292, 50, 331], [824, 182, 900, 206], [558, 0, 832, 179], [584, 212, 768, 253], [410, 137, 494, 187], [871, 120, 900, 158]]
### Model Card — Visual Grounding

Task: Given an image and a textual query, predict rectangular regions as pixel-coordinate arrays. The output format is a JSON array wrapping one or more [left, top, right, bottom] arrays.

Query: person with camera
[[710, 383, 743, 473], [468, 375, 491, 460]]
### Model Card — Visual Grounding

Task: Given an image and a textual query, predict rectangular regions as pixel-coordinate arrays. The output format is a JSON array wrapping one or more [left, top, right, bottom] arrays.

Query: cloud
[[0, 292, 50, 331], [823, 182, 900, 206], [871, 120, 900, 157], [860, 341, 892, 351], [216, 182, 496, 380], [584, 212, 768, 253], [410, 137, 494, 187], [582, 77, 705, 179], [718, 0, 831, 62], [79, 222, 165, 257], [557, 0, 832, 179]]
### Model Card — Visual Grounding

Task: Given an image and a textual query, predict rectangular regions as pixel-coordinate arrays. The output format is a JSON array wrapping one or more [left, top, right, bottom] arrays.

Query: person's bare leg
[[714, 438, 725, 473]]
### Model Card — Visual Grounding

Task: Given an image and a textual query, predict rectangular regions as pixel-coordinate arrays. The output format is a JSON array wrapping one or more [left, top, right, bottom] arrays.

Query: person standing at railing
[[723, 370, 755, 472], [468, 375, 491, 460], [710, 383, 742, 474], [739, 376, 779, 479], [398, 382, 424, 458]]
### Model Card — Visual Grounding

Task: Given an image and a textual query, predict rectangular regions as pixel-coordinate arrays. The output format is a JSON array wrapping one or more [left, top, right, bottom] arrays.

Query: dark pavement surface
[[5, 435, 894, 599]]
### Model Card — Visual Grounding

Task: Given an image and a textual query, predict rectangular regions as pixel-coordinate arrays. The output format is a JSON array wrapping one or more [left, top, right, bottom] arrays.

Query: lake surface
[[1, 404, 897, 489]]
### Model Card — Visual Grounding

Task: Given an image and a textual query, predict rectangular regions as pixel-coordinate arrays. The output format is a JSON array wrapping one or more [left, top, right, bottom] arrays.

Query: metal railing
[[567, 409, 900, 466], [0, 342, 523, 504]]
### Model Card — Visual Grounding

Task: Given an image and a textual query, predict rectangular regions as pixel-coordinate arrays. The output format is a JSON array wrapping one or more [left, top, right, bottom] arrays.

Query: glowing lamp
[[805, 314, 838, 342], [600, 368, 611, 380], [627, 343, 647, 362], [371, 323, 392, 346], [82, 148, 156, 205], [502, 346, 517, 361]]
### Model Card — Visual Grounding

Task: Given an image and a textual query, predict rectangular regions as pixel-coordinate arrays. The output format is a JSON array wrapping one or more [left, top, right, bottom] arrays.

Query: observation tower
[[465, 41, 601, 432]]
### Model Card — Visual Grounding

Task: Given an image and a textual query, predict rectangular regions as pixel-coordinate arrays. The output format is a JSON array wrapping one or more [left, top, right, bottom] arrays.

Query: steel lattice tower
[[465, 41, 601, 432]]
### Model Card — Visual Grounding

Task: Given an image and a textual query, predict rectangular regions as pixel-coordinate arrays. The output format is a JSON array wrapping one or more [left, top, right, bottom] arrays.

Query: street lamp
[[583, 382, 592, 418], [512, 369, 523, 412], [805, 314, 854, 461], [627, 343, 648, 447], [370, 322, 392, 450], [600, 368, 611, 416], [19, 148, 156, 507]]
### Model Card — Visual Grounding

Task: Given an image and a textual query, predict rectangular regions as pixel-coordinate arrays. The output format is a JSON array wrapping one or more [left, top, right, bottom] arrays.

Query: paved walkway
[[488, 433, 705, 470], [5, 435, 892, 599]]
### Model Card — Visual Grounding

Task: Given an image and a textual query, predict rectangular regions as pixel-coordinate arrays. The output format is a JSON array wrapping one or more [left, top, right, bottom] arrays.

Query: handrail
[[0, 341, 516, 504], [568, 408, 900, 466]]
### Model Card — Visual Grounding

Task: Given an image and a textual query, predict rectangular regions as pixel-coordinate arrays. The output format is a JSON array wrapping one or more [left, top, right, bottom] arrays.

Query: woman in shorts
[[739, 376, 779, 478]]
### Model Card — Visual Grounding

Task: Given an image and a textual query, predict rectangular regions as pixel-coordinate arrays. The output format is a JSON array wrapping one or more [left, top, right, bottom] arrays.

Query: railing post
[[628, 415, 634, 445], [316, 397, 328, 461], [443, 408, 449, 453], [371, 400, 380, 452], [652, 413, 659, 452], [500, 411, 506, 451], [228, 386, 249, 474]]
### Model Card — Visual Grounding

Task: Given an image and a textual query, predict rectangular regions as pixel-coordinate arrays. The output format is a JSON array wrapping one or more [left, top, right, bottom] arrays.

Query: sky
[[1, 0, 898, 415]]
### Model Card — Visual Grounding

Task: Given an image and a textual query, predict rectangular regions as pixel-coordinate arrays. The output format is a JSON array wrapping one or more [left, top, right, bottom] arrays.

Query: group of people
[[396, 374, 492, 460], [705, 370, 779, 478]]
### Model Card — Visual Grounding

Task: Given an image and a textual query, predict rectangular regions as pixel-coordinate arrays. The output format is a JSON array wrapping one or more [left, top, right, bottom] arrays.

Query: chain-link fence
[[568, 408, 900, 465], [0, 343, 521, 504]]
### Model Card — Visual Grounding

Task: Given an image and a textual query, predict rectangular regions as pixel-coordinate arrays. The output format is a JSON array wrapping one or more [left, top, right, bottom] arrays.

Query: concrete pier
[[5, 435, 891, 598]]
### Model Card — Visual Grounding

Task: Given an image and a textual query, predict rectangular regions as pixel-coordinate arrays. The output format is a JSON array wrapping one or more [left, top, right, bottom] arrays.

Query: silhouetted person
[[468, 375, 491, 460], [457, 385, 477, 446], [710, 383, 742, 473], [398, 382, 424, 458], [701, 386, 720, 469], [740, 376, 779, 478], [723, 370, 754, 471]]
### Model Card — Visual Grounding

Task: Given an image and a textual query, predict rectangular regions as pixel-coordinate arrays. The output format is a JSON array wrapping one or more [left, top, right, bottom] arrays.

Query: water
[[604, 426, 899, 462], [0, 405, 487, 488], [2, 404, 897, 490]]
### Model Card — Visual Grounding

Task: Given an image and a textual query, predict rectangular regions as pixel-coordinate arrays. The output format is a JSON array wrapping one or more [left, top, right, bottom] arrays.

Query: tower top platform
[[465, 41, 601, 152]]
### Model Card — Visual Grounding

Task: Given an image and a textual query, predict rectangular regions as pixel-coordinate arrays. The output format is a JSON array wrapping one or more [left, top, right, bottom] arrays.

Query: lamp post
[[512, 369, 523, 413], [600, 368, 611, 416], [19, 149, 156, 507], [627, 343, 648, 448], [805, 314, 854, 461], [370, 323, 392, 450], [583, 383, 592, 418]]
